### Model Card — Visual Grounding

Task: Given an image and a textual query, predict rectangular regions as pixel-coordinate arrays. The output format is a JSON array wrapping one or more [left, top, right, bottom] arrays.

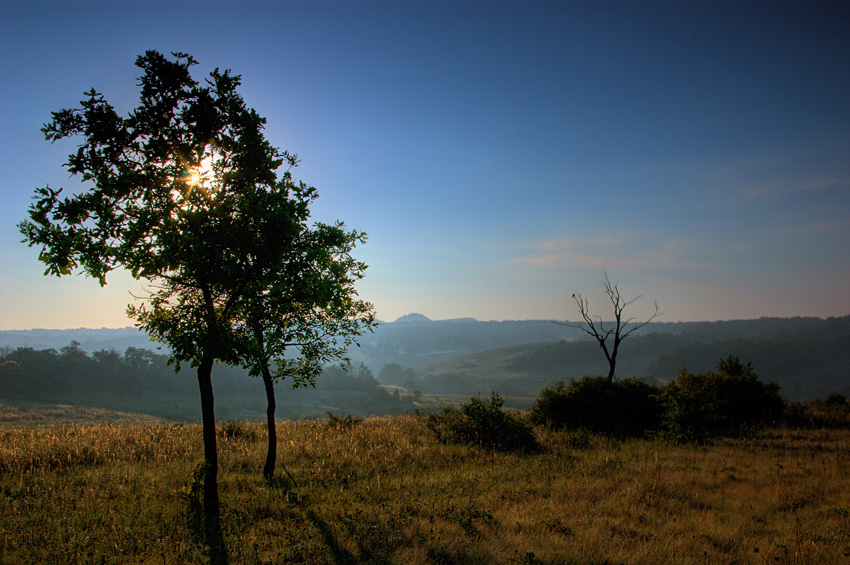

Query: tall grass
[[1, 409, 849, 563]]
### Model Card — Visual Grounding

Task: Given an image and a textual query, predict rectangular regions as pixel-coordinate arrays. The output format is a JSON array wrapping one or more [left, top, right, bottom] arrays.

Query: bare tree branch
[[553, 269, 661, 382]]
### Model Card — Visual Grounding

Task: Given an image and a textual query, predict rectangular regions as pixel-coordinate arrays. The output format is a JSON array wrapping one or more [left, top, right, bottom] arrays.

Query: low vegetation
[[2, 401, 850, 564], [531, 356, 786, 443], [421, 392, 540, 453], [659, 356, 786, 442], [531, 376, 662, 437]]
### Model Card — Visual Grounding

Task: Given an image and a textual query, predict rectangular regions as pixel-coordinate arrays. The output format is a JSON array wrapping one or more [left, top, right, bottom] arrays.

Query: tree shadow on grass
[[306, 509, 358, 565], [205, 507, 228, 565], [267, 473, 356, 564], [183, 459, 229, 564], [185, 494, 229, 564]]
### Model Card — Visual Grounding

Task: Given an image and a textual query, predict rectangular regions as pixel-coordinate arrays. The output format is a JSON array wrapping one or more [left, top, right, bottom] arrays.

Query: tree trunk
[[607, 345, 617, 383], [197, 353, 226, 563], [197, 354, 218, 502], [599, 340, 616, 383], [262, 367, 277, 479]]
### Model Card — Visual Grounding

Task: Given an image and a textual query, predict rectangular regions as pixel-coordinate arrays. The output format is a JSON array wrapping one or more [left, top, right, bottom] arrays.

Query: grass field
[[1, 402, 849, 564], [0, 398, 163, 428], [0, 387, 416, 424]]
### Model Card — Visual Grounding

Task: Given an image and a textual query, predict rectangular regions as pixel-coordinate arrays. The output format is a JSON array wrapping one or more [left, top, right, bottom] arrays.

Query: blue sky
[[1, 0, 848, 329]]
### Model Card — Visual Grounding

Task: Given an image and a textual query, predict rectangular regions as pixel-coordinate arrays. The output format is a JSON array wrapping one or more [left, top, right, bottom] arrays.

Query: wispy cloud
[[742, 177, 849, 203], [704, 149, 850, 207], [784, 177, 850, 194], [538, 234, 633, 252], [523, 253, 702, 271], [713, 155, 785, 178], [518, 234, 705, 272], [773, 218, 850, 236]]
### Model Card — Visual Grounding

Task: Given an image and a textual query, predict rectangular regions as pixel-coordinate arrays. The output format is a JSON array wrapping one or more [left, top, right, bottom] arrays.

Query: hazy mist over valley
[[3, 314, 847, 423]]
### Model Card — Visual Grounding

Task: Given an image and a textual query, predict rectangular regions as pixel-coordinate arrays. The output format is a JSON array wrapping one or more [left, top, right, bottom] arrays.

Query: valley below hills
[[1, 315, 847, 423]]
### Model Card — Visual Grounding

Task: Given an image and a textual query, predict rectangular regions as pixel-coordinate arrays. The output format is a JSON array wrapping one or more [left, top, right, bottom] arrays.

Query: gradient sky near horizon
[[1, 0, 849, 330]]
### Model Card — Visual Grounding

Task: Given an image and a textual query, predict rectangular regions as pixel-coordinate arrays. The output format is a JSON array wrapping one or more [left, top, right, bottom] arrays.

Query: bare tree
[[555, 271, 660, 382]]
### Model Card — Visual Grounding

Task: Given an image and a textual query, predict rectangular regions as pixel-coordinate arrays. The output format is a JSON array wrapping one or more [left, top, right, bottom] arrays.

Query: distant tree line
[[0, 342, 192, 396], [648, 316, 850, 399], [0, 343, 391, 400]]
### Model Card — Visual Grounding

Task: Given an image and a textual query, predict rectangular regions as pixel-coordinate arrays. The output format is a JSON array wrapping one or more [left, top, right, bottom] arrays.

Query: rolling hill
[[406, 317, 850, 402]]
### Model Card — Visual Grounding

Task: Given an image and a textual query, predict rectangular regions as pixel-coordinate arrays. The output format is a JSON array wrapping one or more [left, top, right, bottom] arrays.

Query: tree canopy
[[19, 50, 374, 558]]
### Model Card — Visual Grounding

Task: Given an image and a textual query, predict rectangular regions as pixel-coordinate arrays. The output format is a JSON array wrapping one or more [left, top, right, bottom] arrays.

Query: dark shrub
[[821, 393, 850, 413], [326, 411, 363, 429], [660, 356, 785, 442], [217, 420, 258, 441], [531, 376, 663, 437], [784, 395, 850, 429], [424, 392, 539, 453]]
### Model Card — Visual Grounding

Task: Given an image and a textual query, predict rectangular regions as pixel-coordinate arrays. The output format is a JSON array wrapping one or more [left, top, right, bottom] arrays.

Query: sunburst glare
[[184, 155, 214, 188]]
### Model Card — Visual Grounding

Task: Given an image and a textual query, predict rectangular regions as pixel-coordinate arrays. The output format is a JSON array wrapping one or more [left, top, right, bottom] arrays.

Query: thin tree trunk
[[197, 353, 226, 563], [198, 353, 218, 501], [607, 345, 617, 383], [599, 340, 616, 383], [262, 367, 277, 479]]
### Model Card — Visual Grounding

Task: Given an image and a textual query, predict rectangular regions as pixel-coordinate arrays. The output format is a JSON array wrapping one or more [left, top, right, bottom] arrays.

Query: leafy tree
[[554, 270, 660, 382], [377, 363, 419, 392], [59, 341, 93, 383], [232, 220, 375, 479], [18, 50, 368, 558], [0, 357, 22, 396], [0, 347, 59, 394], [123, 346, 159, 372], [317, 364, 378, 391]]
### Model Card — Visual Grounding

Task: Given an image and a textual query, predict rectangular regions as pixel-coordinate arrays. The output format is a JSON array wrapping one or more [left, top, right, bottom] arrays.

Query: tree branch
[[552, 270, 661, 381]]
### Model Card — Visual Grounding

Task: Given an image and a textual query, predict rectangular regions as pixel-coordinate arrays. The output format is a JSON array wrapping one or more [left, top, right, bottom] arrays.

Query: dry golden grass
[[0, 399, 162, 428], [1, 409, 848, 564]]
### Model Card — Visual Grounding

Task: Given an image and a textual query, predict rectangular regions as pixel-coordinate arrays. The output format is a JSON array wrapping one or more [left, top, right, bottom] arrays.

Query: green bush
[[424, 392, 540, 453], [659, 356, 785, 442], [531, 376, 663, 437]]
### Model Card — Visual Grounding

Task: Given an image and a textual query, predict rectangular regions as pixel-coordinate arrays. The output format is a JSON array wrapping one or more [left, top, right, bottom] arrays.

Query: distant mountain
[[392, 313, 432, 324]]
